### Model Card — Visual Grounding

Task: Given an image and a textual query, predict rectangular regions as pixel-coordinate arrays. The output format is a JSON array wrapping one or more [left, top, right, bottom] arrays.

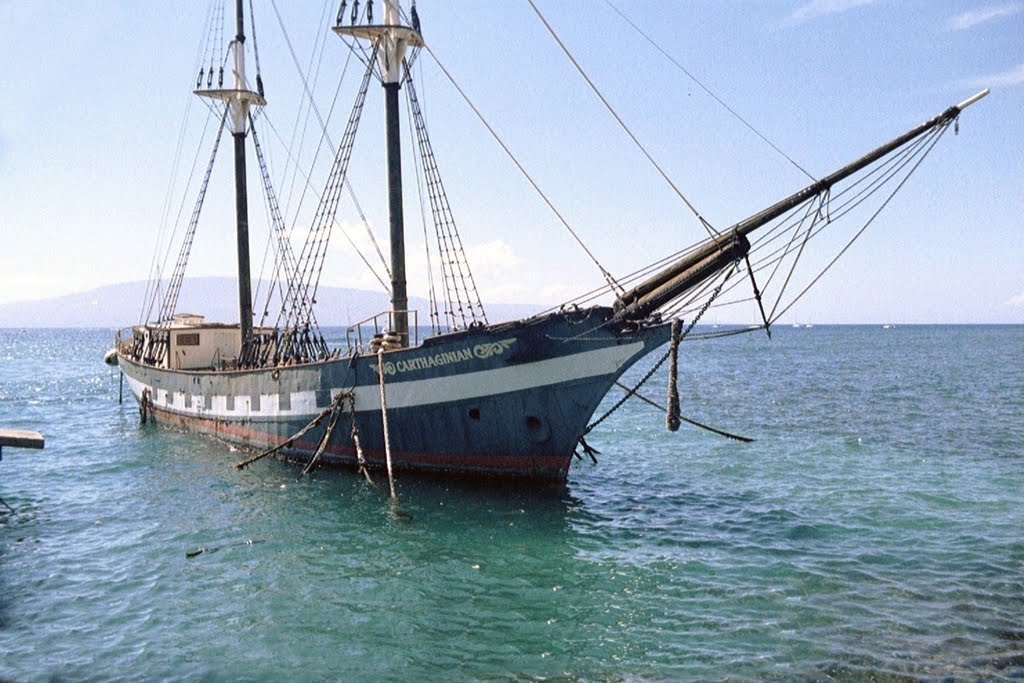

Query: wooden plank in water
[[0, 429, 45, 450]]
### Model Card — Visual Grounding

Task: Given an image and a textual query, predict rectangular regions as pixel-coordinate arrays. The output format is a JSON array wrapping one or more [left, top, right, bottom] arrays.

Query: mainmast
[[335, 0, 423, 347], [196, 0, 266, 353]]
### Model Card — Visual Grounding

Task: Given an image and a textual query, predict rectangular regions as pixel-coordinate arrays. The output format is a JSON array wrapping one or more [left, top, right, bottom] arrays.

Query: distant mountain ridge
[[0, 278, 545, 328]]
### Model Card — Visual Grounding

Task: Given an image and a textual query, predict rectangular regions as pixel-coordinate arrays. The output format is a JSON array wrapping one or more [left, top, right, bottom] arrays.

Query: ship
[[112, 0, 987, 484]]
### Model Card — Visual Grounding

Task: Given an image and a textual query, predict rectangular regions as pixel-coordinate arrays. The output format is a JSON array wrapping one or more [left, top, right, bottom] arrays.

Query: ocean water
[[0, 325, 1021, 681]]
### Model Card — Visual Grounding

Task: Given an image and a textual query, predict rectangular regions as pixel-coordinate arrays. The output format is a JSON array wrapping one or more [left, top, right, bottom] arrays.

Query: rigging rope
[[157, 107, 230, 326], [257, 112, 391, 293], [404, 72, 443, 334], [543, 110, 948, 331], [404, 66, 488, 330], [601, 0, 816, 183], [144, 2, 221, 325], [276, 45, 378, 346], [278, 0, 336, 226], [247, 0, 265, 97], [526, 0, 718, 239], [710, 126, 945, 325], [770, 124, 952, 323], [273, 0, 392, 288], [419, 40, 624, 296], [248, 116, 332, 365]]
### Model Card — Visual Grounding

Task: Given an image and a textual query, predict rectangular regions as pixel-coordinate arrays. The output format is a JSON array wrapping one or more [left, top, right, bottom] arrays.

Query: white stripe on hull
[[123, 342, 645, 421]]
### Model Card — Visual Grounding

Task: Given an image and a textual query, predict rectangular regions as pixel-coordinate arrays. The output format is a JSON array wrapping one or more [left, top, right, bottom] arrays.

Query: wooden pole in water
[[377, 348, 397, 498]]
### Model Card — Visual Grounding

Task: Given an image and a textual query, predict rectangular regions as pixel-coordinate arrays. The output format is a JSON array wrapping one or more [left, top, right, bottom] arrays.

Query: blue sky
[[0, 0, 1021, 323]]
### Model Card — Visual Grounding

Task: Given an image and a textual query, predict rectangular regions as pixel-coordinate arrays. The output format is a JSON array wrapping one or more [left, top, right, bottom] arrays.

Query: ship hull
[[117, 308, 671, 481]]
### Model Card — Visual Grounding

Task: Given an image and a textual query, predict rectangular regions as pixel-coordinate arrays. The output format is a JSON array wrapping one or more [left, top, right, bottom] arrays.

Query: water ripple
[[1, 326, 1022, 680]]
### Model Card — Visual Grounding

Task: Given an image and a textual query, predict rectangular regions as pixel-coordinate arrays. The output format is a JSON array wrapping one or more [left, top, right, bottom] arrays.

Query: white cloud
[[465, 240, 523, 271], [944, 3, 1023, 31], [785, 0, 877, 25], [963, 63, 1024, 88], [1006, 290, 1024, 309], [322, 235, 592, 307]]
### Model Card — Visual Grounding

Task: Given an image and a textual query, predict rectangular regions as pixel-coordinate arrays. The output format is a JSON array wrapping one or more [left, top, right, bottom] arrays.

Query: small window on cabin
[[177, 333, 200, 346]]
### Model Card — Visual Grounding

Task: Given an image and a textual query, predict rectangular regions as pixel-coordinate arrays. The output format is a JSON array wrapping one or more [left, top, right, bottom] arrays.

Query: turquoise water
[[1, 326, 1021, 681]]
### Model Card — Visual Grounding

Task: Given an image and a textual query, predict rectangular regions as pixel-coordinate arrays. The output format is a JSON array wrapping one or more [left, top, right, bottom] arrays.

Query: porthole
[[525, 414, 550, 443]]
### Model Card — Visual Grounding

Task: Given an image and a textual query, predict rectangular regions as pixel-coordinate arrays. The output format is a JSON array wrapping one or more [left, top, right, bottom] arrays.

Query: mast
[[335, 0, 423, 348], [383, 0, 409, 347], [196, 0, 266, 354], [231, 0, 254, 353]]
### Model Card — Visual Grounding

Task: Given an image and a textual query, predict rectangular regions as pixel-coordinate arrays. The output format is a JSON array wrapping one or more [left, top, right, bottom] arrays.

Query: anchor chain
[[580, 265, 734, 446], [582, 339, 674, 437]]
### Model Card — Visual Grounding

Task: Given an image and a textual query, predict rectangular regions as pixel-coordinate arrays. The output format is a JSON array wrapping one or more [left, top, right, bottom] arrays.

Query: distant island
[[0, 277, 544, 328]]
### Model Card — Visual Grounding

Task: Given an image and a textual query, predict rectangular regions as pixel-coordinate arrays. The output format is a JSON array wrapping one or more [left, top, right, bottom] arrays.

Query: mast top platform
[[194, 88, 266, 108], [333, 1, 422, 85], [333, 24, 423, 48]]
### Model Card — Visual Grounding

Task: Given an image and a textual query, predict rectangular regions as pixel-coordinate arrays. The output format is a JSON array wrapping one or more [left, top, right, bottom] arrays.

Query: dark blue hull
[[118, 308, 671, 481]]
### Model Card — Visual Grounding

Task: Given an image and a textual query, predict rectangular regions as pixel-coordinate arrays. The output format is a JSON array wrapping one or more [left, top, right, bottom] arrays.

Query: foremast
[[335, 0, 424, 348], [195, 0, 266, 354]]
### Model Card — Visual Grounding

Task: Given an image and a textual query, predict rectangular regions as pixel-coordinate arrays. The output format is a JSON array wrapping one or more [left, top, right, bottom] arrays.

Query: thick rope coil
[[377, 348, 397, 499], [667, 319, 681, 432], [581, 270, 729, 441]]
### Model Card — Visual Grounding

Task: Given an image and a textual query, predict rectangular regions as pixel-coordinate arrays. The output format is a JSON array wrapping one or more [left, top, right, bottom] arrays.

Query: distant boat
[[110, 1, 988, 482], [883, 324, 895, 329]]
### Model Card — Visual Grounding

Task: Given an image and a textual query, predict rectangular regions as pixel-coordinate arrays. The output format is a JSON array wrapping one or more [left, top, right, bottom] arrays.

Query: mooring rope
[[300, 392, 347, 476], [527, 0, 717, 238], [234, 393, 346, 470], [377, 348, 397, 499], [346, 393, 377, 486]]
